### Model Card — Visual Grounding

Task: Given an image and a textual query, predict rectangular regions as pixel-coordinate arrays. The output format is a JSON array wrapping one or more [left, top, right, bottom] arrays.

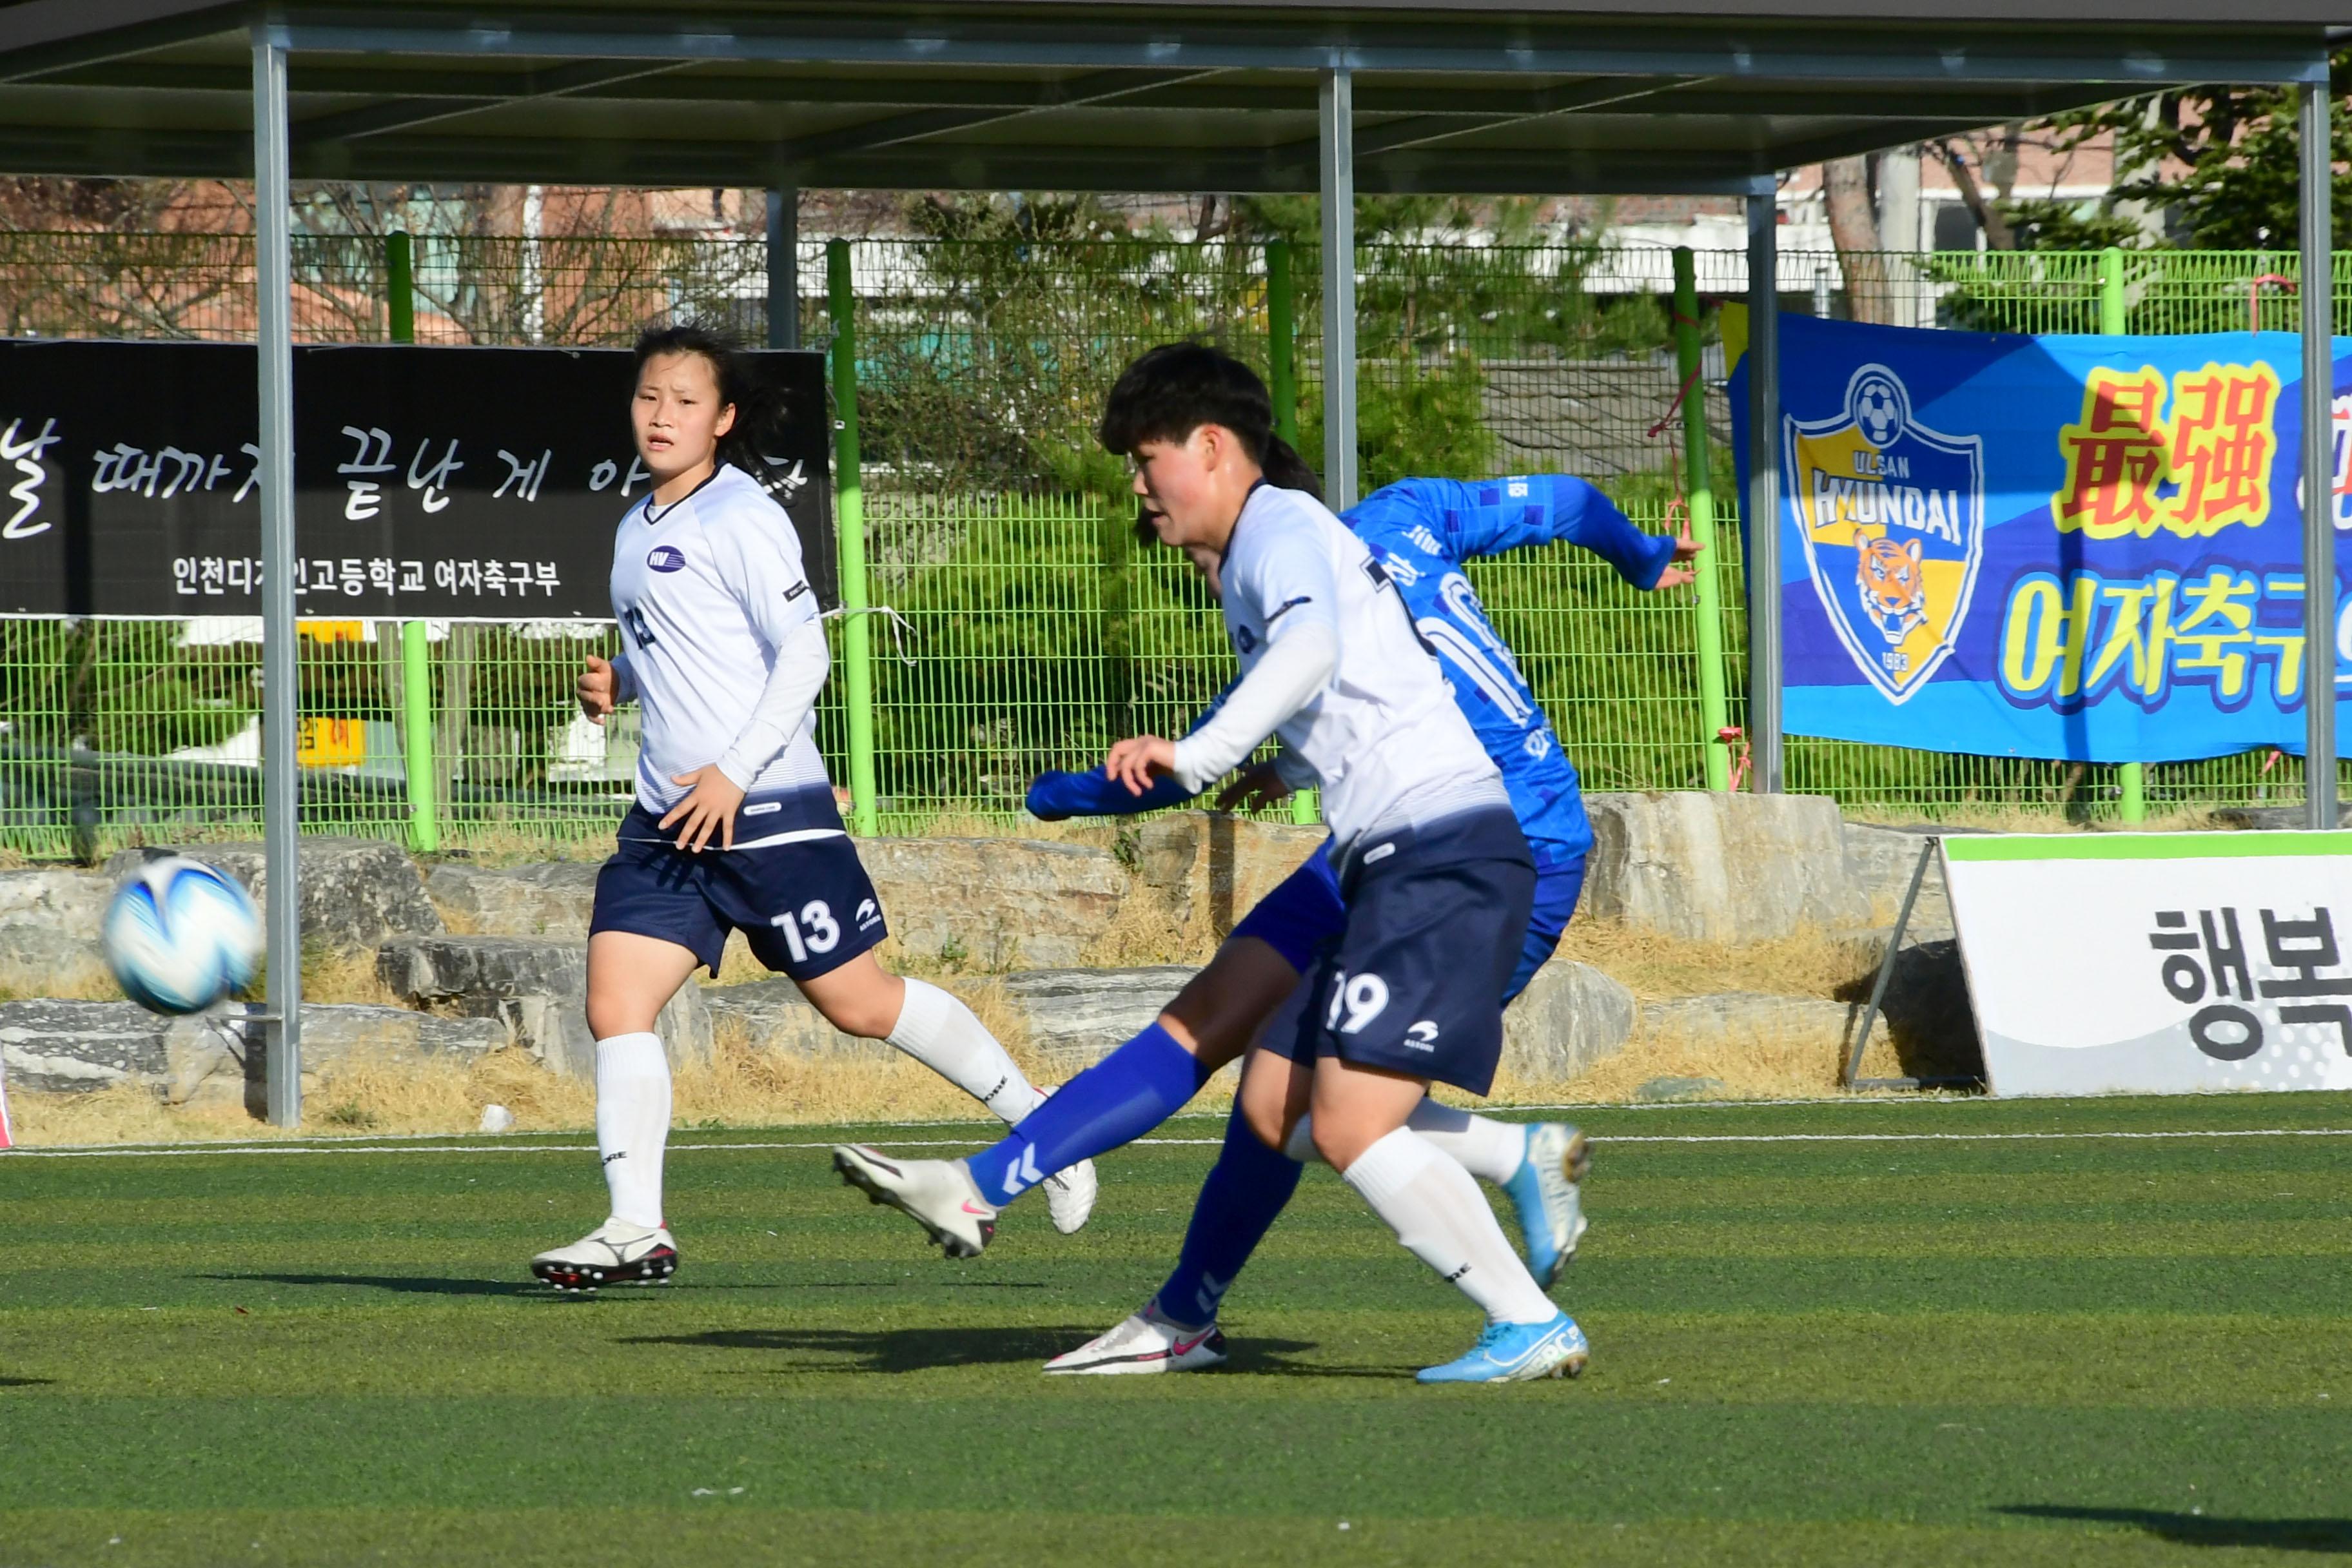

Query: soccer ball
[[1854, 378, 1903, 444], [102, 856, 261, 1016]]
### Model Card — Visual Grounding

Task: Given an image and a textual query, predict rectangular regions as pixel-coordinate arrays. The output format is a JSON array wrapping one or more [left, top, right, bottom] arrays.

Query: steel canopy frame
[[26, 4, 2311, 1119]]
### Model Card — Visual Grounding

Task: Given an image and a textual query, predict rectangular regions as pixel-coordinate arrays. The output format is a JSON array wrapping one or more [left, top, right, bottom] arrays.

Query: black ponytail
[[1259, 436, 1323, 502], [632, 321, 792, 489]]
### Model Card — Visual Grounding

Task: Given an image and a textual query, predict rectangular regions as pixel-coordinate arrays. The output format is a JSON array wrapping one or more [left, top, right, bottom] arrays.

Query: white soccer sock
[[887, 977, 1042, 1124], [1340, 1127, 1558, 1326], [594, 1032, 671, 1230], [1288, 1100, 1529, 1184]]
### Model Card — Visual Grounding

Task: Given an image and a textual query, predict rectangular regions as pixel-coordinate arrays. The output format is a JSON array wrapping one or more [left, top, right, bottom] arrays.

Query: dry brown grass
[[1553, 920, 1870, 1002], [1077, 887, 1210, 969]]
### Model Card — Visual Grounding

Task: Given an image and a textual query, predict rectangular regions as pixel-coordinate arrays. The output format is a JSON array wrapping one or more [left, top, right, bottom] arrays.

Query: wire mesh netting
[[0, 230, 2342, 854]]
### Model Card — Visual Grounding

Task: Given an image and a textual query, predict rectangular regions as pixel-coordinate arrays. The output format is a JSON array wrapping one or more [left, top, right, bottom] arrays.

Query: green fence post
[[386, 230, 415, 345], [1674, 247, 1734, 792], [385, 230, 438, 850], [1267, 238, 1320, 827], [828, 239, 880, 837], [1268, 239, 1298, 446], [2099, 246, 2148, 824], [400, 621, 439, 852]]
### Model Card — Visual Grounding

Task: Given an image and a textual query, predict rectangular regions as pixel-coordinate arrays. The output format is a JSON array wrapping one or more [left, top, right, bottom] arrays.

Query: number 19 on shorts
[[769, 901, 841, 963], [1325, 970, 1390, 1034]]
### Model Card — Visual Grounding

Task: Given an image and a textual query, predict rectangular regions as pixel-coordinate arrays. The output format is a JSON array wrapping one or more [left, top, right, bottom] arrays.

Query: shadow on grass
[[0, 1377, 53, 1388], [2004, 1505, 2352, 1552], [622, 1325, 1324, 1375], [198, 1273, 546, 1298]]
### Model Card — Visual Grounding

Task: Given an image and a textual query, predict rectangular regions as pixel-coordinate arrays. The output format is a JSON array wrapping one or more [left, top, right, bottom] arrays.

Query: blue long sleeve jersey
[[1348, 476, 1671, 870], [1030, 475, 1673, 870]]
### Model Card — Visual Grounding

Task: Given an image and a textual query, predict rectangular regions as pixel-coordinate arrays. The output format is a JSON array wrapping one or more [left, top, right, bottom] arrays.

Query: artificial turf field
[[3, 1094, 2350, 1567]]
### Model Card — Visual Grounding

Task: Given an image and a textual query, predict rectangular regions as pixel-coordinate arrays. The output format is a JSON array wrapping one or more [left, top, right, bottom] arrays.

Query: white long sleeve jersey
[[607, 464, 838, 835], [1181, 482, 1506, 850]]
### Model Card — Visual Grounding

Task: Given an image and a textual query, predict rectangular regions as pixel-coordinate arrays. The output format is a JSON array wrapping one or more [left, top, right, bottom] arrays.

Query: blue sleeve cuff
[[1026, 767, 1198, 821]]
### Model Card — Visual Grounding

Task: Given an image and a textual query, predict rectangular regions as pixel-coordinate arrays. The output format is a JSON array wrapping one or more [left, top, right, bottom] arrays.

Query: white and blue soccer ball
[[102, 856, 262, 1016]]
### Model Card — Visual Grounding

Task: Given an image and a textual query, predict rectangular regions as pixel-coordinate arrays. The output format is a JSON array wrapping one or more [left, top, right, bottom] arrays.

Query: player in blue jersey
[[836, 345, 1692, 1381]]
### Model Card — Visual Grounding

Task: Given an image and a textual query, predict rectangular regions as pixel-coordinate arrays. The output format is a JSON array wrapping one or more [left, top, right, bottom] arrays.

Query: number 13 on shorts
[[769, 900, 841, 964]]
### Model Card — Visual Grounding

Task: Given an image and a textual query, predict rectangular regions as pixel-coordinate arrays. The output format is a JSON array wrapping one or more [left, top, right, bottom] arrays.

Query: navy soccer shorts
[[1258, 806, 1536, 1096], [1231, 838, 1583, 1005], [589, 804, 887, 981]]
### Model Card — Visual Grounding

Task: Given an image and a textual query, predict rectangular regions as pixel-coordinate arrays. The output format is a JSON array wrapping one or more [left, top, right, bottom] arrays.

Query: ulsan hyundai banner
[[1730, 315, 2352, 762]]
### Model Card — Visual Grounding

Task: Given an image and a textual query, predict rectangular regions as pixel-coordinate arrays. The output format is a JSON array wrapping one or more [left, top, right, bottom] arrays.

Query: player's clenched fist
[[578, 654, 618, 724]]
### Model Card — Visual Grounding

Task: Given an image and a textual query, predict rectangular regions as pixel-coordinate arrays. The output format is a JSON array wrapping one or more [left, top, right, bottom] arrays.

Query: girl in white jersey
[[529, 326, 1093, 1290]]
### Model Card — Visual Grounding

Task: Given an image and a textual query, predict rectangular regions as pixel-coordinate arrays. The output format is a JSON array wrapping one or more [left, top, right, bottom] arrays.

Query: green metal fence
[[0, 231, 2342, 855]]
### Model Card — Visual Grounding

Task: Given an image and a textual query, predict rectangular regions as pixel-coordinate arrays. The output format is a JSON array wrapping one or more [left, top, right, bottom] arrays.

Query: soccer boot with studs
[[832, 1144, 996, 1258], [1416, 1311, 1589, 1385], [530, 1219, 678, 1293], [1502, 1122, 1591, 1289], [1044, 1300, 1228, 1376]]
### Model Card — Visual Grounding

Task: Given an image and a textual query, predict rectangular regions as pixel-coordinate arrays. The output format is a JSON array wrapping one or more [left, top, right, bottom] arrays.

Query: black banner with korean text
[[0, 340, 834, 618]]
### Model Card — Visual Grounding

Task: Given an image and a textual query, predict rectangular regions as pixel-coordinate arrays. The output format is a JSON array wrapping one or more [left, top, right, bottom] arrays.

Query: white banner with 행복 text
[[1946, 832, 2352, 1097]]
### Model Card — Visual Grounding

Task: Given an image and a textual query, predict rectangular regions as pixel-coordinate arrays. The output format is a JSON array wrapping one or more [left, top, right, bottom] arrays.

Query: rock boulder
[[1583, 791, 1868, 943], [994, 966, 1200, 1072], [1841, 823, 1959, 937], [375, 935, 709, 1077], [103, 837, 442, 951], [424, 859, 602, 938], [1500, 959, 1636, 1084], [703, 977, 892, 1063], [0, 925, 115, 1000], [0, 998, 501, 1108], [859, 837, 1126, 970], [1135, 813, 1326, 941]]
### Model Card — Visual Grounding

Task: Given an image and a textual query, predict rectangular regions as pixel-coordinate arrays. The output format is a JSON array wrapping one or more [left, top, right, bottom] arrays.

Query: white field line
[[8, 1128, 2352, 1159]]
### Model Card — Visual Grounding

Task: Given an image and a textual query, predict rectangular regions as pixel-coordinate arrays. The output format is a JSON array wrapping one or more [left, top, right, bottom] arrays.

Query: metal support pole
[[253, 26, 301, 1128], [766, 189, 799, 351], [2300, 79, 2340, 830], [2099, 246, 2148, 823], [1745, 189, 1784, 793], [1673, 247, 1732, 792], [827, 239, 879, 836], [1318, 66, 1358, 513]]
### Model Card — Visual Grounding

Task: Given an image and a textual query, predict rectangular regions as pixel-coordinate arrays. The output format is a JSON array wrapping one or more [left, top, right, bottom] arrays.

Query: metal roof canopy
[[0, 4, 2341, 193], [0, 1, 2338, 1120]]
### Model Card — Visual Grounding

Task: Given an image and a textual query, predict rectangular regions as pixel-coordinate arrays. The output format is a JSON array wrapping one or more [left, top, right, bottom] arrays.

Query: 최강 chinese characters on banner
[[1730, 317, 2352, 763]]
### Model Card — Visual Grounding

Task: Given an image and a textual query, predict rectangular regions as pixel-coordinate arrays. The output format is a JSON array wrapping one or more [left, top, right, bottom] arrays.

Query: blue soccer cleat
[[1504, 1122, 1590, 1289], [1416, 1311, 1589, 1385]]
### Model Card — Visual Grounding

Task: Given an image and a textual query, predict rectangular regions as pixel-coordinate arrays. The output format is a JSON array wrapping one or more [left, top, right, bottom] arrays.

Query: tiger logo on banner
[[1783, 364, 1987, 703]]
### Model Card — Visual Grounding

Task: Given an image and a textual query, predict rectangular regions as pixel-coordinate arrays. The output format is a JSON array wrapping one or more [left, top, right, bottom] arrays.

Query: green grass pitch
[[3, 1093, 2350, 1565]]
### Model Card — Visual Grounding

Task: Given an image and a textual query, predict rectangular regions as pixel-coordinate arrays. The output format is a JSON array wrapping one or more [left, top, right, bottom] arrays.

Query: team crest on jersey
[[645, 545, 686, 573], [1783, 364, 1985, 703]]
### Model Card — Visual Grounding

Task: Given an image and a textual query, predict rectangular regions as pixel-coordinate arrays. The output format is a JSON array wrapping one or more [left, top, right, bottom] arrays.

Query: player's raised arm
[[1372, 475, 1693, 590]]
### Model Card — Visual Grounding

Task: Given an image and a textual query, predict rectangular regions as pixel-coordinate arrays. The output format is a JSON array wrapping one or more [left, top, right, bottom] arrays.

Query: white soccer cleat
[[529, 1219, 678, 1293], [1040, 1157, 1098, 1235], [1044, 1302, 1228, 1376], [832, 1144, 996, 1259], [1505, 1122, 1591, 1289], [1027, 1084, 1099, 1235]]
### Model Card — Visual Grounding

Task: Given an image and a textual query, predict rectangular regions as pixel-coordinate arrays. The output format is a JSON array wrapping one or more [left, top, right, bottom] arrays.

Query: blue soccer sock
[[965, 1021, 1211, 1207], [1154, 1103, 1304, 1329]]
